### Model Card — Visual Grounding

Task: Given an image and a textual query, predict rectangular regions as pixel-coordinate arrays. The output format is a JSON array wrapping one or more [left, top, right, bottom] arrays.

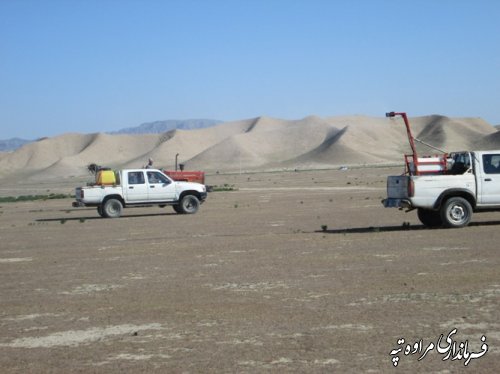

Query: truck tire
[[179, 195, 200, 214], [417, 208, 442, 227], [440, 197, 472, 228], [97, 206, 105, 217], [103, 198, 123, 218], [172, 205, 183, 214]]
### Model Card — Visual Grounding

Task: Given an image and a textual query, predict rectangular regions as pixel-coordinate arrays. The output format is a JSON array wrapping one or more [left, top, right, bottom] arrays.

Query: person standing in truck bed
[[144, 158, 154, 169]]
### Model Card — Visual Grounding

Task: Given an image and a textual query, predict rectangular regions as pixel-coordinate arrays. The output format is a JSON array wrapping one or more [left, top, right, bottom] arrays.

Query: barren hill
[[0, 115, 498, 180]]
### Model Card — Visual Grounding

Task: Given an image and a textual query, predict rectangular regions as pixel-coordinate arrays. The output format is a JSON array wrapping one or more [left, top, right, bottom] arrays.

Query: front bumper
[[199, 192, 208, 202]]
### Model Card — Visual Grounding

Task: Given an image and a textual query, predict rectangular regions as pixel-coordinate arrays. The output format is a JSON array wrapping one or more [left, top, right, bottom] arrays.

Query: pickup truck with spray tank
[[382, 112, 500, 228], [72, 168, 207, 218]]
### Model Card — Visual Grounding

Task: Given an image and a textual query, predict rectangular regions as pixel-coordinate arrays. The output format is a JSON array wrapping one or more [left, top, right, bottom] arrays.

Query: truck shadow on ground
[[317, 220, 500, 234], [36, 212, 178, 222]]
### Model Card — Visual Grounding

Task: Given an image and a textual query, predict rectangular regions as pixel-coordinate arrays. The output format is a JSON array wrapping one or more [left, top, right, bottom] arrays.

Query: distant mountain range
[[0, 138, 33, 152], [0, 119, 223, 152], [109, 119, 223, 134]]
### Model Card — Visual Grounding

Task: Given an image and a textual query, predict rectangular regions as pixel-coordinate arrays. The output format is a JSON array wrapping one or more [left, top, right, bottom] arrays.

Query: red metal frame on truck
[[164, 170, 205, 184], [386, 111, 448, 176]]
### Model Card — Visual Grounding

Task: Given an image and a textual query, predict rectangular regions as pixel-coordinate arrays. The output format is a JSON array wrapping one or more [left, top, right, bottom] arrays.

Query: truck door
[[146, 171, 176, 201], [479, 153, 500, 204], [125, 171, 149, 202]]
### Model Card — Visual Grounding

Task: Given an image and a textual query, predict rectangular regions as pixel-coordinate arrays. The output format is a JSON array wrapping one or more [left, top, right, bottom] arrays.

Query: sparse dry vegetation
[[0, 193, 72, 203]]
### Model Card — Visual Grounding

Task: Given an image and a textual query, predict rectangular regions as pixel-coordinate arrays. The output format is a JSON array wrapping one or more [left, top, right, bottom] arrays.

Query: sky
[[1, 0, 499, 139]]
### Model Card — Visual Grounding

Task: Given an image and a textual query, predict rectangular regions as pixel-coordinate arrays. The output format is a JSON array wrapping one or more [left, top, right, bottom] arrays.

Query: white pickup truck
[[73, 169, 207, 218], [383, 150, 500, 228]]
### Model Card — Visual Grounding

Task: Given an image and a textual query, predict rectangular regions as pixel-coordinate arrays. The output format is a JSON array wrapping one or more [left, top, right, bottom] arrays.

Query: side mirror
[[386, 112, 396, 118]]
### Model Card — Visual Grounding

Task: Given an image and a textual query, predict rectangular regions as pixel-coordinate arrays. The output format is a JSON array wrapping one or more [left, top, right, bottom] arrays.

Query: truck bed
[[75, 185, 122, 205], [385, 173, 476, 209]]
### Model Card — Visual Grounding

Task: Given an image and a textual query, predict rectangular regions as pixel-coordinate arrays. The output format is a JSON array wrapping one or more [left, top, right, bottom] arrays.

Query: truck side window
[[483, 154, 500, 174], [449, 153, 471, 175], [128, 172, 145, 184]]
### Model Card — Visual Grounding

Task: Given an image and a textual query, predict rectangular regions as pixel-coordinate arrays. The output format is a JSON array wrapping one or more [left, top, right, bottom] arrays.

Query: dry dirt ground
[[0, 167, 499, 373]]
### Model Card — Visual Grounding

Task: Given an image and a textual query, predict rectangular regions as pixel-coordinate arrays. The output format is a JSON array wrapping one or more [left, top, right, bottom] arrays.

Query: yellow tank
[[96, 170, 117, 185]]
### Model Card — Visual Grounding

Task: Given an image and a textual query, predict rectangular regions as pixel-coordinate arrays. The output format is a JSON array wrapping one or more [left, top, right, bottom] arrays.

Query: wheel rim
[[448, 204, 467, 223], [183, 197, 198, 213], [107, 201, 121, 215]]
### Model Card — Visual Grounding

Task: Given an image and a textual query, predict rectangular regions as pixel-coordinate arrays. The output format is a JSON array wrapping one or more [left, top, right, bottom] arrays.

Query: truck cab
[[124, 169, 177, 202], [476, 152, 500, 205]]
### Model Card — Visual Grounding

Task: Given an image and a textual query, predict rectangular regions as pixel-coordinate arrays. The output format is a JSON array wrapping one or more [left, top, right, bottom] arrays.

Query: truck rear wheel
[[440, 197, 472, 228], [417, 208, 442, 227], [103, 198, 123, 218], [179, 195, 200, 214], [97, 206, 105, 217]]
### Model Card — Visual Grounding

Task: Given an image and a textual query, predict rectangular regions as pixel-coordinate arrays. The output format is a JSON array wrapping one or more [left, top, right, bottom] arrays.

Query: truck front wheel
[[417, 208, 442, 227], [179, 195, 200, 214], [103, 198, 123, 218], [440, 197, 472, 228]]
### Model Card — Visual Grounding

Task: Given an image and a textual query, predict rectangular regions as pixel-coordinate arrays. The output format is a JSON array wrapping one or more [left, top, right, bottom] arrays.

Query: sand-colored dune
[[29, 133, 160, 179], [1, 114, 498, 180], [187, 116, 337, 170], [410, 115, 496, 152], [473, 130, 500, 150], [0, 133, 96, 174], [286, 126, 386, 168], [135, 119, 255, 170], [324, 116, 413, 158]]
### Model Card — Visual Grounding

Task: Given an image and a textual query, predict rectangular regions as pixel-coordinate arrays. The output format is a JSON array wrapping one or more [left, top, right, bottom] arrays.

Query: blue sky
[[1, 0, 499, 139]]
